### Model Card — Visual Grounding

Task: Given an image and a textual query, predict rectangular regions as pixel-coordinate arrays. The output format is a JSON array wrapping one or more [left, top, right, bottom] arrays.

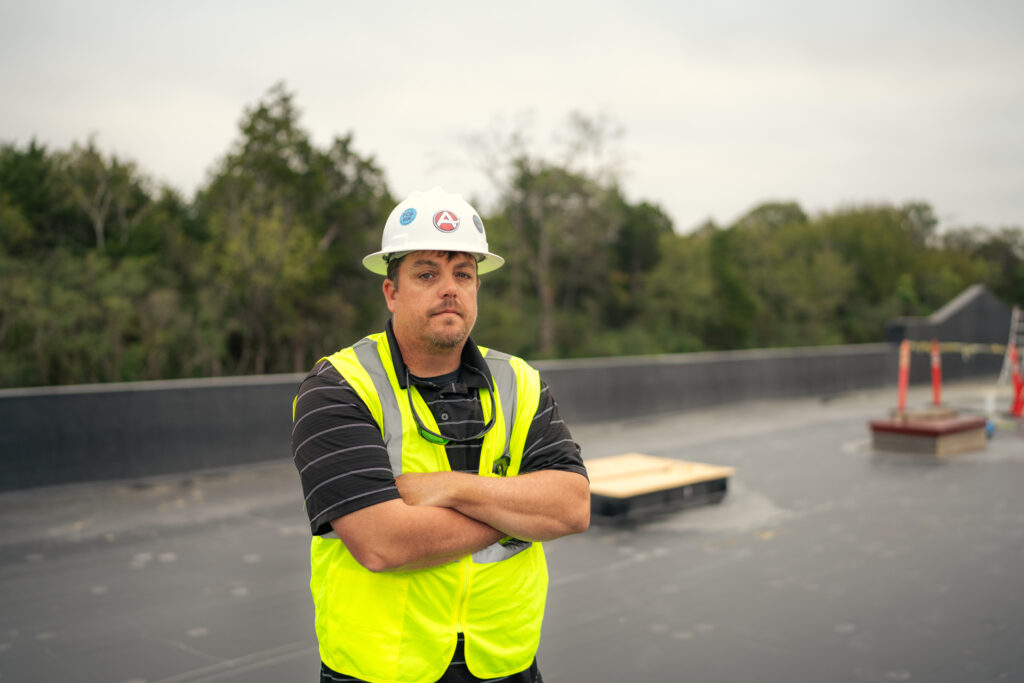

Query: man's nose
[[438, 271, 460, 296]]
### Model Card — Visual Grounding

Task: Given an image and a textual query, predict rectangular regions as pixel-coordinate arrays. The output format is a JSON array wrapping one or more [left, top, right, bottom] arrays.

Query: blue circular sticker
[[472, 215, 484, 233], [399, 208, 417, 226]]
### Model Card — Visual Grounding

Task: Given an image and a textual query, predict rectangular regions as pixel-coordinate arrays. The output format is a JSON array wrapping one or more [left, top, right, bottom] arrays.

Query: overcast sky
[[2, 0, 1022, 232]]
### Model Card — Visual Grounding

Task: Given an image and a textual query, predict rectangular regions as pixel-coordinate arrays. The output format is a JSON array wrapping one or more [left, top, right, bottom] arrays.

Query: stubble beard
[[426, 316, 472, 351], [428, 331, 466, 350]]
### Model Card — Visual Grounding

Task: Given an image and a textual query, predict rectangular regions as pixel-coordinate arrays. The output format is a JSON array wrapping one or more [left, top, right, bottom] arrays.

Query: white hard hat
[[362, 187, 505, 275]]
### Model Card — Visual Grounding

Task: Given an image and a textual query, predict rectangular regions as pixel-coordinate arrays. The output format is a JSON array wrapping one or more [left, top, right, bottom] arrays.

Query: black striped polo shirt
[[292, 320, 587, 536]]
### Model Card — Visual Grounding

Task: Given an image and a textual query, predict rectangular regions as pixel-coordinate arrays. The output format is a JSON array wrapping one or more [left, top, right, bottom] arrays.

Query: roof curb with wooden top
[[586, 453, 736, 523]]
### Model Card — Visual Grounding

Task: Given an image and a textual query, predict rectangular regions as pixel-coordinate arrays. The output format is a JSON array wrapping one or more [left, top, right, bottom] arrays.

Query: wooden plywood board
[[586, 453, 736, 499]]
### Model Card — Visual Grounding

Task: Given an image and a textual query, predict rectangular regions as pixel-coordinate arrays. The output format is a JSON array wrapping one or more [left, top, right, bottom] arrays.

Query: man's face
[[384, 251, 480, 354]]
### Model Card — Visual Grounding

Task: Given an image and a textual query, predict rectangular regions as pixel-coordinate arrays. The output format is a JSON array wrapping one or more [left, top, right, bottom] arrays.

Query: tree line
[[2, 84, 1022, 388]]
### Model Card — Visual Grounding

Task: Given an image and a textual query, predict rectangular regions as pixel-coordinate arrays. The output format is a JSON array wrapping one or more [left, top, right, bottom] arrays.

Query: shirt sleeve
[[291, 359, 401, 536], [519, 380, 588, 479]]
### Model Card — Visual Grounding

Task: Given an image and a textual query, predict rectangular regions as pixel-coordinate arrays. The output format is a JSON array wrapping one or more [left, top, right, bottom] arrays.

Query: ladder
[[997, 305, 1023, 385]]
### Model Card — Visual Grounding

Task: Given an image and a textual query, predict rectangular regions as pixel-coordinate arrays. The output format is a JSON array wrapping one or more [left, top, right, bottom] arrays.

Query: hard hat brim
[[362, 249, 505, 276]]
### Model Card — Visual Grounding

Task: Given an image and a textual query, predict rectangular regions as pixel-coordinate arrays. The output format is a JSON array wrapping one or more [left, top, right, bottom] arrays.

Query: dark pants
[[319, 634, 543, 683]]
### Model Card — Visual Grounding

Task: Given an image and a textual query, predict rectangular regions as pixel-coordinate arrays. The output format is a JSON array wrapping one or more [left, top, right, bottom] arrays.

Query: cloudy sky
[[2, 0, 1022, 232]]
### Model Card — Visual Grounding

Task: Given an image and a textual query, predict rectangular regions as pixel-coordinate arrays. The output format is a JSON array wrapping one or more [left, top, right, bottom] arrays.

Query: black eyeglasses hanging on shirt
[[405, 366, 497, 446]]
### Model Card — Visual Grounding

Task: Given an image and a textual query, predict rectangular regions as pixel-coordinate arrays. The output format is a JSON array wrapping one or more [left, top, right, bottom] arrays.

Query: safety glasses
[[405, 367, 497, 445]]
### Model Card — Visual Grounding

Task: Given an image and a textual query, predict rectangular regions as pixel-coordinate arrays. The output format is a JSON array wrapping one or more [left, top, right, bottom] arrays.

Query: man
[[291, 187, 590, 683]]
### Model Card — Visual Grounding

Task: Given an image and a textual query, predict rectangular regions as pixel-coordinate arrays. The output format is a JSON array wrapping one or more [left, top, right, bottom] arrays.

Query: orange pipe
[[1011, 345, 1023, 418], [897, 339, 910, 414]]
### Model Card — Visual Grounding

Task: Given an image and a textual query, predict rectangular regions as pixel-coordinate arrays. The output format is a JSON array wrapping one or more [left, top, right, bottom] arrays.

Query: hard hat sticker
[[473, 215, 484, 233], [399, 208, 417, 226], [433, 210, 460, 233]]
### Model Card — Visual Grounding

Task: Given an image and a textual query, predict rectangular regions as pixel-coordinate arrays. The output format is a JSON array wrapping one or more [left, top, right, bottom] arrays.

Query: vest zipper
[[455, 555, 471, 633]]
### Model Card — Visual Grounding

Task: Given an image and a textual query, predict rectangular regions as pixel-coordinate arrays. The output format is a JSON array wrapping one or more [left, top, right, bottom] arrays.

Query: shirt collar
[[384, 318, 490, 390]]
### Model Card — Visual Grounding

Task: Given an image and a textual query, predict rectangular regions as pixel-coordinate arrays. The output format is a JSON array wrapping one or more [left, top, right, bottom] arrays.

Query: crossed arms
[[331, 470, 590, 572]]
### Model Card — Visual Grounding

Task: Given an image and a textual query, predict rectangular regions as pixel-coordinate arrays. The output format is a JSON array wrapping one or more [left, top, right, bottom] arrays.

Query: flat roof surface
[[1, 382, 1022, 682]]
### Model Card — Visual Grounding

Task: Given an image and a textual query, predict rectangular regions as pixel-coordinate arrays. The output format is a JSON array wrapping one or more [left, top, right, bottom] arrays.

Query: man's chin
[[427, 323, 469, 350], [428, 335, 465, 351]]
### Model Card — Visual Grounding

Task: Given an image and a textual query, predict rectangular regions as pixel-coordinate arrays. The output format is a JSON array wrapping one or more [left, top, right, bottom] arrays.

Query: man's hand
[[395, 472, 455, 508]]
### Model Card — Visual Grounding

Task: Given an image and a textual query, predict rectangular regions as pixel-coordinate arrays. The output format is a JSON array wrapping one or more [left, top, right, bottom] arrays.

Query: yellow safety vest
[[302, 332, 547, 683]]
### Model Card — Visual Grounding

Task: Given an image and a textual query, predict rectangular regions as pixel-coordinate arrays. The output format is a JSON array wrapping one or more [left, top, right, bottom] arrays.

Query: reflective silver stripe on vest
[[473, 537, 532, 563], [352, 337, 405, 476], [474, 351, 532, 564], [483, 350, 517, 459]]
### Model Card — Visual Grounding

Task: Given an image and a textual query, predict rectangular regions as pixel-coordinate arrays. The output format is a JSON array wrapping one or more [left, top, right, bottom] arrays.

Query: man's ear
[[383, 278, 398, 313]]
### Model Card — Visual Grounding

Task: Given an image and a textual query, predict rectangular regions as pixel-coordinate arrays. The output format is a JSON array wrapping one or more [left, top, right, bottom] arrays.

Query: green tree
[[0, 139, 87, 254], [705, 226, 758, 349], [634, 225, 716, 353], [56, 136, 153, 255], [496, 161, 610, 355], [1, 138, 197, 387], [610, 199, 674, 307], [731, 201, 808, 233], [819, 203, 927, 342], [948, 227, 1024, 306], [195, 83, 393, 374], [475, 112, 674, 358], [723, 202, 854, 347]]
